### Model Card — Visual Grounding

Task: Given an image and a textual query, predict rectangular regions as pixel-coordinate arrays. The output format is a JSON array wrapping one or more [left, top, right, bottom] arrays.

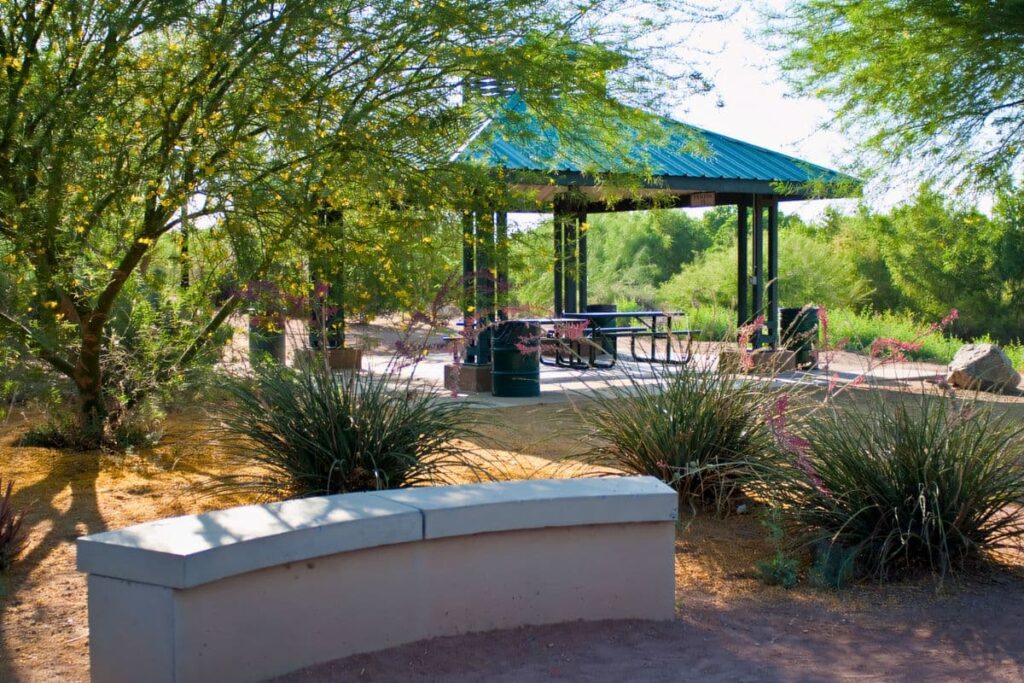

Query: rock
[[946, 343, 1020, 393]]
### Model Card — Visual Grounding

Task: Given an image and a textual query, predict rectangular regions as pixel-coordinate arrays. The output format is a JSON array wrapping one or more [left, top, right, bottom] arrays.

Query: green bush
[[756, 552, 800, 589], [659, 231, 871, 313], [684, 304, 1024, 369], [754, 393, 1024, 581], [215, 360, 476, 499], [579, 363, 783, 513]]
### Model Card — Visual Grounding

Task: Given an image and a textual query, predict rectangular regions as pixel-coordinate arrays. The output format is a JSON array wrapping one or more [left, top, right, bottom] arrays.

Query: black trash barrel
[[586, 303, 618, 357], [492, 321, 543, 397], [780, 307, 819, 369]]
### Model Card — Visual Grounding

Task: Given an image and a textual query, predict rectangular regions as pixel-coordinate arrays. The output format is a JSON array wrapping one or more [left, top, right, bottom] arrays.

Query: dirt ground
[[3, 391, 1024, 681]]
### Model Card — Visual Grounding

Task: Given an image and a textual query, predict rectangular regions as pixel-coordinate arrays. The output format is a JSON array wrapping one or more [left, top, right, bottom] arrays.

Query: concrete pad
[[375, 476, 677, 539], [77, 492, 422, 588]]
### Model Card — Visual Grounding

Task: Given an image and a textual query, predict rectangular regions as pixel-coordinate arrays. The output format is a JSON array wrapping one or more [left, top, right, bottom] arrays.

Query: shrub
[[18, 399, 164, 452], [578, 363, 784, 513], [756, 552, 799, 589], [754, 392, 1024, 581], [659, 231, 872, 313], [214, 359, 476, 499], [0, 478, 26, 571], [756, 509, 799, 588]]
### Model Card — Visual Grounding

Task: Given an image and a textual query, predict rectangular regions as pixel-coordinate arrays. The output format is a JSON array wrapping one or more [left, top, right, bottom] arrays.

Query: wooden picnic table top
[[561, 310, 684, 320]]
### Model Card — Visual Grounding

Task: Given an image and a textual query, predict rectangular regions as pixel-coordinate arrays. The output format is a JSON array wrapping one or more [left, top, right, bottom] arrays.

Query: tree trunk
[[73, 329, 106, 447]]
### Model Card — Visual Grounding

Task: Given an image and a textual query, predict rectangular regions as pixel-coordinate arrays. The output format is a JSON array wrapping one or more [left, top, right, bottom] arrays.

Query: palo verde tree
[[774, 1, 1024, 188], [0, 0, 726, 446]]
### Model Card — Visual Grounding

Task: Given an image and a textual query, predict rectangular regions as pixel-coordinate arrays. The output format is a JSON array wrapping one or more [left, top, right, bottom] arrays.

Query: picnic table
[[453, 312, 700, 370], [562, 310, 700, 366]]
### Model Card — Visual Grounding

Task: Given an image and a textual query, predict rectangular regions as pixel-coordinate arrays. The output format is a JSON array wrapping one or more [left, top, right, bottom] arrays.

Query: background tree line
[[508, 184, 1024, 346]]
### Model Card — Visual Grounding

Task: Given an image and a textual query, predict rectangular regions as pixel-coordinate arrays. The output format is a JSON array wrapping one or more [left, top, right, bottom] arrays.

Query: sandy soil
[[277, 584, 1024, 682], [2, 390, 1024, 682]]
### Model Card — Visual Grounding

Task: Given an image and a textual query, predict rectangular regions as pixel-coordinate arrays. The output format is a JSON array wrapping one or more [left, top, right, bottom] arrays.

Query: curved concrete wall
[[78, 476, 678, 683]]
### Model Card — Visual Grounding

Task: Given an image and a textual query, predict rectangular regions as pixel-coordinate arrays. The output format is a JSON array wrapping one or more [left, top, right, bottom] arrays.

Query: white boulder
[[946, 343, 1020, 393]]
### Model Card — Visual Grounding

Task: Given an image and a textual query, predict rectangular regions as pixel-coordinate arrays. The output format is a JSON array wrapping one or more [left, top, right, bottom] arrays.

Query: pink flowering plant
[[747, 305, 1021, 584], [750, 388, 1024, 582]]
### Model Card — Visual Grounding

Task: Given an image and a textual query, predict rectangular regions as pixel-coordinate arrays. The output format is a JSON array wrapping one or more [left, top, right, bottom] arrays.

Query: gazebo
[[453, 94, 859, 364]]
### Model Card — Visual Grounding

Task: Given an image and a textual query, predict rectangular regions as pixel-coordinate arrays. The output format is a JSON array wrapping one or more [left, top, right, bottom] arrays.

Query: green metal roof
[[457, 96, 859, 198]]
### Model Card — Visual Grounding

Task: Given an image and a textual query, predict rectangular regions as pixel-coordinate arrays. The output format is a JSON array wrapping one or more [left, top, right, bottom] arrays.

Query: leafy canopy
[[775, 0, 1024, 187], [0, 0, 722, 439]]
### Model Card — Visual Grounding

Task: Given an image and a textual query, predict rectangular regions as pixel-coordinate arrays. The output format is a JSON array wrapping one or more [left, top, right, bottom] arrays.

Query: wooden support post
[[495, 211, 509, 320], [563, 210, 578, 314], [752, 196, 765, 340], [767, 198, 780, 347], [475, 211, 493, 323], [461, 211, 476, 363], [577, 209, 588, 312], [737, 203, 748, 329], [553, 203, 564, 317]]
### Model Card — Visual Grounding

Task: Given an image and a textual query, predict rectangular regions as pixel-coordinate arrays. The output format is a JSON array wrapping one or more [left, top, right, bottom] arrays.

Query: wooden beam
[[577, 209, 588, 312], [737, 203, 748, 328], [495, 211, 509, 320], [553, 205, 564, 317], [767, 198, 780, 347]]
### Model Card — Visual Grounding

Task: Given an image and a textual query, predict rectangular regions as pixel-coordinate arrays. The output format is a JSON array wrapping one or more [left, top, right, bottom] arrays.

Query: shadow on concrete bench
[[78, 476, 678, 683]]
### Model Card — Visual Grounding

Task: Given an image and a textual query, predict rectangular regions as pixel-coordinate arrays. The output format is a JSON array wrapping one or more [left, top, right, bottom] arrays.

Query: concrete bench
[[78, 476, 678, 683]]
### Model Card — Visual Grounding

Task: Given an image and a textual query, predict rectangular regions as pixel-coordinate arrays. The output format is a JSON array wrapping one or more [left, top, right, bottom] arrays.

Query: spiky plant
[[752, 392, 1024, 581], [214, 359, 476, 499], [579, 363, 784, 514]]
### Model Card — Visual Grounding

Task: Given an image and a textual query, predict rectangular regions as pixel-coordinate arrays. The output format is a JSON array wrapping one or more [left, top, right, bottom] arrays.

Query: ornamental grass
[[752, 391, 1024, 581], [578, 362, 786, 514], [214, 358, 476, 500]]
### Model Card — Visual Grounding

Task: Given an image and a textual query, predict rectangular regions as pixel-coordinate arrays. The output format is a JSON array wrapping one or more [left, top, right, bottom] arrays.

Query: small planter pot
[[248, 319, 287, 365]]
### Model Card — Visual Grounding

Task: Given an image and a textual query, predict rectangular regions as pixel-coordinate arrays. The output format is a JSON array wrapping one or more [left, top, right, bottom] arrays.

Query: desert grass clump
[[214, 359, 476, 499], [0, 478, 26, 570], [754, 392, 1024, 581], [579, 363, 784, 513]]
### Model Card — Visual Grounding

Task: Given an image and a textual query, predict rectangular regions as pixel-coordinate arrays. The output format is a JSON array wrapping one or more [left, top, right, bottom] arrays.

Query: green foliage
[[756, 509, 799, 589], [776, 0, 1024, 187], [756, 552, 800, 589], [583, 210, 714, 308], [753, 393, 1024, 581], [0, 478, 25, 571], [808, 542, 857, 589], [214, 360, 476, 499], [826, 308, 963, 363], [578, 363, 782, 514], [692, 303, 1024, 368], [862, 187, 1024, 339], [0, 0, 712, 445], [508, 208, 733, 312], [507, 184, 1024, 351], [660, 230, 871, 312]]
